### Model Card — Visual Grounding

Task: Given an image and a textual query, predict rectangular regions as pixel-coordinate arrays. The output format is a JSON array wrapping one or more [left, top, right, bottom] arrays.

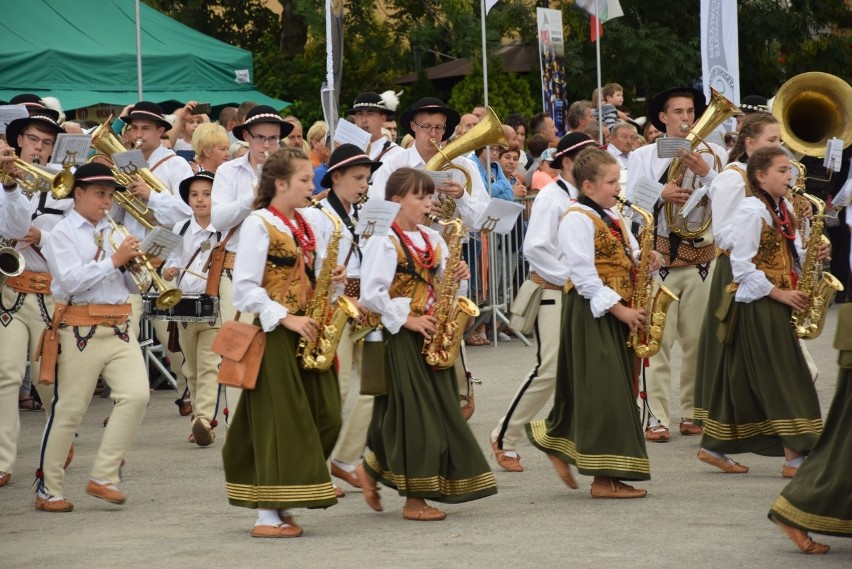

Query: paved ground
[[2, 307, 849, 568]]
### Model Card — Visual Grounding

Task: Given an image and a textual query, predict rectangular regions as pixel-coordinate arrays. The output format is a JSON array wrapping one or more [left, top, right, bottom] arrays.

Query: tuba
[[425, 106, 508, 220], [665, 89, 741, 239], [297, 200, 360, 371], [103, 210, 182, 309], [0, 238, 25, 292], [789, 188, 844, 339], [617, 197, 679, 358], [89, 117, 168, 228], [421, 215, 480, 369]]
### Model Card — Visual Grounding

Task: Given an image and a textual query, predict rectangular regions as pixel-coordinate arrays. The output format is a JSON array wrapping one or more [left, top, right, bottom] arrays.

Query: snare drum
[[142, 293, 219, 322]]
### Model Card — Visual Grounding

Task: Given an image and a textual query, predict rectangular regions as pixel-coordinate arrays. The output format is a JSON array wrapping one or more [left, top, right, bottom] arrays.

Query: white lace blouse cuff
[[735, 271, 774, 303], [382, 298, 412, 334], [259, 303, 289, 332], [590, 287, 623, 318]]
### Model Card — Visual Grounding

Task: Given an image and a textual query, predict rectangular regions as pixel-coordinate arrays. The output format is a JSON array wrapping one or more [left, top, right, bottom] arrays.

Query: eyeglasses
[[21, 132, 55, 148], [246, 132, 281, 145], [412, 121, 446, 133]]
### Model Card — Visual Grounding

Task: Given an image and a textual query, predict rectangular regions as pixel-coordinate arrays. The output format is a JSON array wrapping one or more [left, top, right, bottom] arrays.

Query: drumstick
[[179, 268, 208, 280]]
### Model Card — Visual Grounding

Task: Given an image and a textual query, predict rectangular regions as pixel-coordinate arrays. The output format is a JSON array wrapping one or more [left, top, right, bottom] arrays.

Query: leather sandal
[[644, 425, 670, 442], [697, 450, 749, 474], [781, 464, 798, 479], [191, 418, 215, 447], [331, 462, 362, 488], [547, 454, 578, 489], [679, 418, 703, 436], [773, 519, 830, 554], [0, 472, 10, 487], [35, 495, 74, 512], [18, 396, 44, 411], [489, 438, 524, 472], [355, 464, 383, 512], [250, 523, 303, 538], [590, 478, 647, 499], [402, 504, 447, 521]]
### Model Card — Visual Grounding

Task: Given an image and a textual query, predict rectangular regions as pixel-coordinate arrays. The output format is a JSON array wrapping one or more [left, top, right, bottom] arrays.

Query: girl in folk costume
[[222, 147, 345, 538], [694, 113, 781, 438], [526, 148, 662, 499], [357, 168, 497, 521], [699, 146, 829, 476]]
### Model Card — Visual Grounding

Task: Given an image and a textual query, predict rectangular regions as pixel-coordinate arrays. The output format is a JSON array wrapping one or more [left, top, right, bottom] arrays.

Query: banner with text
[[536, 8, 568, 136], [700, 0, 740, 105]]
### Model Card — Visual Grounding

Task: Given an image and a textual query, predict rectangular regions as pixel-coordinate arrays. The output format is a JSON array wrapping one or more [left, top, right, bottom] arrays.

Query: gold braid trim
[[226, 481, 336, 502], [771, 495, 852, 535], [364, 453, 496, 495], [693, 407, 709, 421], [703, 417, 822, 440], [528, 420, 650, 474]]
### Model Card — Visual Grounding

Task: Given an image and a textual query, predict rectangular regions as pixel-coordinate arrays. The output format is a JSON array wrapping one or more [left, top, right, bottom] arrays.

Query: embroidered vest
[[260, 220, 313, 313], [752, 220, 794, 290], [388, 236, 442, 317], [569, 208, 635, 301]]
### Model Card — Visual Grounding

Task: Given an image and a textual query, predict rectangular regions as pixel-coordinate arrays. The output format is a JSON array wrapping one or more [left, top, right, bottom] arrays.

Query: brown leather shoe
[[697, 449, 749, 473], [250, 523, 303, 538], [176, 398, 193, 417], [35, 495, 74, 512], [781, 465, 798, 479], [64, 443, 74, 470], [278, 513, 301, 530], [679, 418, 703, 436], [402, 504, 447, 521], [355, 464, 383, 512], [590, 478, 647, 499], [0, 472, 10, 487], [645, 425, 670, 442], [331, 462, 362, 488], [191, 418, 215, 447], [489, 439, 524, 472], [547, 454, 578, 489], [86, 480, 126, 504], [774, 520, 830, 554]]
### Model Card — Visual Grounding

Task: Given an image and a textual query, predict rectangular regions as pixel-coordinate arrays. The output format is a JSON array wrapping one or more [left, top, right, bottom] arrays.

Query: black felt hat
[[346, 92, 395, 118], [120, 101, 173, 131], [740, 95, 769, 114], [399, 97, 460, 142], [232, 105, 294, 141], [178, 170, 215, 204], [8, 94, 60, 121], [6, 114, 64, 155], [647, 87, 706, 132], [320, 144, 382, 188], [550, 132, 596, 170], [73, 162, 126, 190]]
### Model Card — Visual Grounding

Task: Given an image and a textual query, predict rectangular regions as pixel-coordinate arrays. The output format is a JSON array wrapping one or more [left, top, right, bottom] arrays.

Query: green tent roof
[[0, 0, 290, 111]]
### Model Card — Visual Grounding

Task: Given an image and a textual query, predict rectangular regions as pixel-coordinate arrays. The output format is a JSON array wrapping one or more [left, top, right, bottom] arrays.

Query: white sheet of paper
[[473, 198, 524, 234], [333, 119, 371, 152], [679, 185, 708, 218], [355, 199, 400, 237], [823, 137, 844, 172], [140, 227, 182, 259], [423, 170, 454, 186], [656, 137, 692, 159], [0, 105, 28, 136], [632, 176, 664, 215], [50, 134, 92, 166], [112, 149, 147, 176]]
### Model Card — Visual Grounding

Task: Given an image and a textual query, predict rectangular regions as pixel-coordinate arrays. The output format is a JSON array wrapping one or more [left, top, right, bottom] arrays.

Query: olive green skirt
[[701, 297, 822, 456], [694, 254, 732, 425], [769, 368, 852, 537], [526, 290, 650, 481], [222, 326, 341, 510], [363, 328, 497, 504]]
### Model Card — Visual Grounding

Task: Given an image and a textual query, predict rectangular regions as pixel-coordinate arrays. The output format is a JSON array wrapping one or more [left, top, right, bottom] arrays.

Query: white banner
[[536, 8, 568, 135], [485, 0, 500, 15], [700, 0, 740, 105]]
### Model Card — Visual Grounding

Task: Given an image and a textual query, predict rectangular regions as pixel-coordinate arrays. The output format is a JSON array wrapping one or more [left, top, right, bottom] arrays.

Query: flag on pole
[[485, 0, 500, 15], [700, 0, 740, 105], [323, 0, 345, 136], [574, 0, 624, 42]]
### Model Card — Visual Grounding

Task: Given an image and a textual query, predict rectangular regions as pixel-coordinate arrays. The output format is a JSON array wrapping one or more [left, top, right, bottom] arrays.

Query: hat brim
[[232, 119, 294, 142], [119, 112, 172, 132], [345, 105, 394, 118], [399, 106, 461, 142], [647, 87, 706, 133], [320, 157, 382, 189], [178, 172, 215, 203], [6, 116, 64, 155]]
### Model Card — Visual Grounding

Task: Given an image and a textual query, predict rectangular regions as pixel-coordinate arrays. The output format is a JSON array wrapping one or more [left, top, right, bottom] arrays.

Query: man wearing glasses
[[211, 106, 293, 419]]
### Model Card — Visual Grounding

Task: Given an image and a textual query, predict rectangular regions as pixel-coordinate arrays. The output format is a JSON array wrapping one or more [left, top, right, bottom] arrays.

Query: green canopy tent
[[0, 0, 290, 113]]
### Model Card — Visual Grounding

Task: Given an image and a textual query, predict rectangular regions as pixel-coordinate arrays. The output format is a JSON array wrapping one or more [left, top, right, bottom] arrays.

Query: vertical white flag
[[485, 0, 500, 14], [700, 0, 740, 105]]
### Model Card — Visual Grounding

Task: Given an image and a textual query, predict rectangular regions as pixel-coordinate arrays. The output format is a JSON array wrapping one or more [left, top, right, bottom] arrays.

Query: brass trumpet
[[103, 210, 182, 309], [0, 157, 73, 199]]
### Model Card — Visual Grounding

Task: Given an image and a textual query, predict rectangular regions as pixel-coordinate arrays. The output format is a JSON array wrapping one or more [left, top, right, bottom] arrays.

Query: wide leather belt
[[530, 271, 563, 291], [60, 303, 132, 327], [8, 271, 52, 294]]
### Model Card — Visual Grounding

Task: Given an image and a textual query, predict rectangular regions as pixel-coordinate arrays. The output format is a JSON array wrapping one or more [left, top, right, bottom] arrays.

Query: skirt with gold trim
[[526, 290, 650, 481], [701, 297, 821, 456], [363, 328, 497, 504], [222, 326, 341, 510], [769, 368, 852, 537], [694, 254, 732, 425]]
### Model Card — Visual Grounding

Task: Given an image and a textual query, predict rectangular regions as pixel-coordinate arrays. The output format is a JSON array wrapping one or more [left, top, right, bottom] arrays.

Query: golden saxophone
[[789, 187, 844, 339], [617, 197, 679, 358], [297, 200, 360, 371], [421, 215, 480, 369]]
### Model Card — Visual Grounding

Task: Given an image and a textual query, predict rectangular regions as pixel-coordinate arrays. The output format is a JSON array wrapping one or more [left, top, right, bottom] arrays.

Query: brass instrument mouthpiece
[[679, 122, 690, 132]]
